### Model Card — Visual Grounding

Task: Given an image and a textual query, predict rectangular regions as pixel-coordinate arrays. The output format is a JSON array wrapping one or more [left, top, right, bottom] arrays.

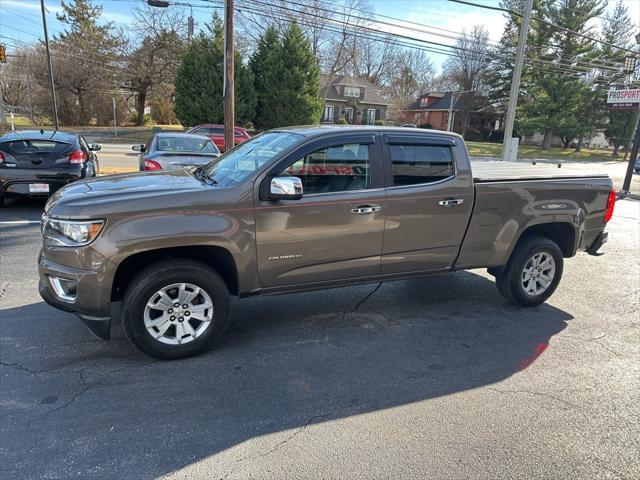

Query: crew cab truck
[[39, 127, 615, 359]]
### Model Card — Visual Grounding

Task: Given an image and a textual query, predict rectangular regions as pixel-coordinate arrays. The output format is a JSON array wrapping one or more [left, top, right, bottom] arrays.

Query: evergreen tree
[[50, 0, 122, 125], [174, 15, 255, 127], [601, 1, 637, 155], [251, 22, 322, 129], [249, 26, 280, 130], [519, 0, 607, 148]]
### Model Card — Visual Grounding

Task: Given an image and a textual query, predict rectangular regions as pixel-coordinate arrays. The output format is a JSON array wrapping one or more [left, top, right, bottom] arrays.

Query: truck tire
[[121, 259, 231, 359], [495, 236, 563, 307]]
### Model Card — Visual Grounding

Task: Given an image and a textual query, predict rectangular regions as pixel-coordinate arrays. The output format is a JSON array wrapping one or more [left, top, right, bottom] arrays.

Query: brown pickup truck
[[38, 126, 615, 359]]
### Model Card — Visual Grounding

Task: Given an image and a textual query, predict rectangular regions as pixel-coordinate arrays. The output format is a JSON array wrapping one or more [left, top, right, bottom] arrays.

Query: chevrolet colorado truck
[[38, 127, 615, 359]]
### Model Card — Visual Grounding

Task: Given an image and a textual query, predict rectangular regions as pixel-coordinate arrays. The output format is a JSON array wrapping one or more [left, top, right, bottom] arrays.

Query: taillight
[[69, 150, 87, 164], [0, 151, 4, 163], [604, 189, 616, 223], [144, 159, 162, 171]]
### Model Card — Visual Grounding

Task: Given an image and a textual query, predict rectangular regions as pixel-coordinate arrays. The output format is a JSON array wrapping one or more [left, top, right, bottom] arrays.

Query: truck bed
[[471, 158, 610, 183]]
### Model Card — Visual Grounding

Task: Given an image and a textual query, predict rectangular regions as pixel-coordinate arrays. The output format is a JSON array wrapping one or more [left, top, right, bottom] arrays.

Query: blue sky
[[1, 0, 639, 70]]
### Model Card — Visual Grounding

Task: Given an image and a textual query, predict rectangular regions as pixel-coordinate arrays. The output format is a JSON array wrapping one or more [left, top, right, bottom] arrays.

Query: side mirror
[[132, 144, 145, 152], [90, 143, 102, 151], [269, 176, 303, 200]]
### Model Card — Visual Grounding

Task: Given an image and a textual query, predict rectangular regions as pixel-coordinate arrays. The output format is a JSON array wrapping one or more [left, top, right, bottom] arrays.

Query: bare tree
[[123, 5, 187, 125], [383, 49, 436, 116], [442, 25, 490, 135]]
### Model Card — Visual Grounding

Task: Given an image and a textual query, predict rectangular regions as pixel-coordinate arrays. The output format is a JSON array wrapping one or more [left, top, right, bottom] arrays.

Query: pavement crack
[[219, 410, 336, 480], [486, 387, 579, 410], [0, 360, 44, 375], [0, 282, 9, 299], [352, 282, 382, 313], [562, 334, 622, 357]]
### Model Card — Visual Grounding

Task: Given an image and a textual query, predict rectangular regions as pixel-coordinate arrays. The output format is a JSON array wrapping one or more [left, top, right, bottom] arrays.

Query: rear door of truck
[[380, 133, 474, 273]]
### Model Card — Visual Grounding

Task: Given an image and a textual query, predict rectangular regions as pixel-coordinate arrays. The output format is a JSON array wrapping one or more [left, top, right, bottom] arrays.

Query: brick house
[[319, 74, 389, 125], [400, 92, 499, 134]]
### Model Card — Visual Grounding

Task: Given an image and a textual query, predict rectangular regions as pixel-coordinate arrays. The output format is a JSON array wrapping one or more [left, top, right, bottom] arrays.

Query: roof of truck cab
[[272, 125, 463, 139]]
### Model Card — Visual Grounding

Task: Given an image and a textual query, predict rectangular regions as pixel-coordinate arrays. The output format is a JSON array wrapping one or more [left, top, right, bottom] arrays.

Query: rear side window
[[156, 137, 217, 153], [0, 140, 72, 156], [390, 145, 454, 186]]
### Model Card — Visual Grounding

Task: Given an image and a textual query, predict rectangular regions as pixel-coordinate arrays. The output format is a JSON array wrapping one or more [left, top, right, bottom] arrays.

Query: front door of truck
[[255, 134, 386, 288], [380, 134, 474, 273]]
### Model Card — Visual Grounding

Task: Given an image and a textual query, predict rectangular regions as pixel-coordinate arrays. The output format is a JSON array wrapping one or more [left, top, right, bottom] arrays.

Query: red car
[[185, 124, 251, 152]]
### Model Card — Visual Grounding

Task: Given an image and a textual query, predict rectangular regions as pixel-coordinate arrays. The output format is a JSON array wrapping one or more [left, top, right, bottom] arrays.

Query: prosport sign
[[606, 89, 640, 110]]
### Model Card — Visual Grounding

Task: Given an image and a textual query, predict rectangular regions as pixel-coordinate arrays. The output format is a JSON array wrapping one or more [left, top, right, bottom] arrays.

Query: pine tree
[[601, 1, 637, 155], [249, 26, 280, 130], [251, 22, 322, 129], [519, 0, 607, 148], [50, 0, 122, 125], [174, 15, 255, 127]]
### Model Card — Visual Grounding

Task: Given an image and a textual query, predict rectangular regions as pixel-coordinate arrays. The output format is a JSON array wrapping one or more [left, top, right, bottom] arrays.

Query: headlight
[[43, 217, 105, 246]]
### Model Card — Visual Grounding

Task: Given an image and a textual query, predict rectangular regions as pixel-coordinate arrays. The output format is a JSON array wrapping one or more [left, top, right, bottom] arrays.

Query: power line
[[448, 0, 637, 54], [234, 0, 625, 81]]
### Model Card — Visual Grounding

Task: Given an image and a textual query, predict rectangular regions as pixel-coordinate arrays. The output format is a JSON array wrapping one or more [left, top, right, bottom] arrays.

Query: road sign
[[607, 89, 640, 110]]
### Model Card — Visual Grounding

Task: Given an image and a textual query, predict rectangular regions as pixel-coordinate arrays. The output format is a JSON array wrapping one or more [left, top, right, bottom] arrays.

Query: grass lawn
[[466, 141, 618, 161]]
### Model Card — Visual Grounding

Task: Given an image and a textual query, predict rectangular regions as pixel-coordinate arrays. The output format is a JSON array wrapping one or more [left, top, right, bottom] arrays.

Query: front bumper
[[38, 253, 113, 340]]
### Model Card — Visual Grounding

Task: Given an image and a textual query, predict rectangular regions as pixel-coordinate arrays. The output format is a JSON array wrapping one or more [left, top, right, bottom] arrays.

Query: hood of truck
[[45, 170, 212, 218]]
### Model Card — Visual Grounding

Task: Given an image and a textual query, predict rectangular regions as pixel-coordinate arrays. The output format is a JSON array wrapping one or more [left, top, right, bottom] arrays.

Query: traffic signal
[[0, 44, 6, 63]]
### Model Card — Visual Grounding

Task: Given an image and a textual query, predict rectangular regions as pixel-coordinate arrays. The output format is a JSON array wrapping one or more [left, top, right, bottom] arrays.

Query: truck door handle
[[351, 205, 382, 214], [438, 198, 464, 207]]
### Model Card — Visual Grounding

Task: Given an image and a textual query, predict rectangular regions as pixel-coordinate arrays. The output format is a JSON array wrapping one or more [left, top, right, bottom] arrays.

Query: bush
[[374, 119, 384, 126], [337, 118, 348, 125], [129, 112, 152, 126], [463, 128, 484, 142]]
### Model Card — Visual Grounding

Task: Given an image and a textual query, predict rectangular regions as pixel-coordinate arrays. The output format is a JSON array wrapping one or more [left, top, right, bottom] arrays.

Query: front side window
[[280, 143, 370, 194], [390, 145, 454, 186]]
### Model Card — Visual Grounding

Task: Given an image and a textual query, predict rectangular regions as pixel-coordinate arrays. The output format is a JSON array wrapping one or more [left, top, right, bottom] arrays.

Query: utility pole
[[40, 0, 59, 130], [447, 92, 455, 132], [223, 0, 235, 153], [26, 54, 35, 124], [621, 120, 639, 194], [112, 96, 118, 140], [502, 0, 533, 161]]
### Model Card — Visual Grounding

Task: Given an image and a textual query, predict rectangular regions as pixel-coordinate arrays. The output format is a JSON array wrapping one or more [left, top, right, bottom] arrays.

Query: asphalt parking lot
[[0, 193, 638, 479]]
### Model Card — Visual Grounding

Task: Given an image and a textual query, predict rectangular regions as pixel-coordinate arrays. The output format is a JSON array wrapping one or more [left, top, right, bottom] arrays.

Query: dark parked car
[[185, 124, 251, 152], [0, 130, 100, 207], [133, 133, 220, 171]]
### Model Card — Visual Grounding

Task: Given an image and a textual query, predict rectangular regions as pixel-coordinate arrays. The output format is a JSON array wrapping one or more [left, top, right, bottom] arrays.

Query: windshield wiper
[[192, 166, 217, 185]]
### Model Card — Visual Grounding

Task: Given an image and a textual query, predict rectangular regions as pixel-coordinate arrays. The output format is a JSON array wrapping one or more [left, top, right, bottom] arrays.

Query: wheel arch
[[111, 245, 239, 302], [510, 222, 577, 260]]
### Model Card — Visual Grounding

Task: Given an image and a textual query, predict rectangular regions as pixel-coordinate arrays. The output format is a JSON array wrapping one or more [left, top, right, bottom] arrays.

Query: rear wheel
[[495, 236, 563, 307], [122, 259, 230, 359]]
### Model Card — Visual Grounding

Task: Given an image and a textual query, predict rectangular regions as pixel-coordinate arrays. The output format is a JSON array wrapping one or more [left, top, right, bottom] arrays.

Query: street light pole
[[501, 0, 533, 161], [40, 0, 59, 130], [223, 0, 234, 153]]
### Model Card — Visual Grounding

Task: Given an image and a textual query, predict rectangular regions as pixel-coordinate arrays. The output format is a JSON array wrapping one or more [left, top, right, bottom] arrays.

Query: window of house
[[365, 108, 376, 124], [323, 105, 335, 122], [279, 143, 371, 194], [390, 145, 454, 186], [344, 107, 353, 123], [344, 86, 361, 97]]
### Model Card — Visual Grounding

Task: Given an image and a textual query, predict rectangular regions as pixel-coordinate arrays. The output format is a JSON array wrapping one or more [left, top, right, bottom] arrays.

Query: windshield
[[204, 132, 303, 187], [156, 136, 218, 153]]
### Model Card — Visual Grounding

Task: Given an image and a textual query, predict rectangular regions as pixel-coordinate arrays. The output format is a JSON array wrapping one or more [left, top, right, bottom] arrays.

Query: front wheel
[[496, 236, 564, 307], [122, 259, 231, 359]]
